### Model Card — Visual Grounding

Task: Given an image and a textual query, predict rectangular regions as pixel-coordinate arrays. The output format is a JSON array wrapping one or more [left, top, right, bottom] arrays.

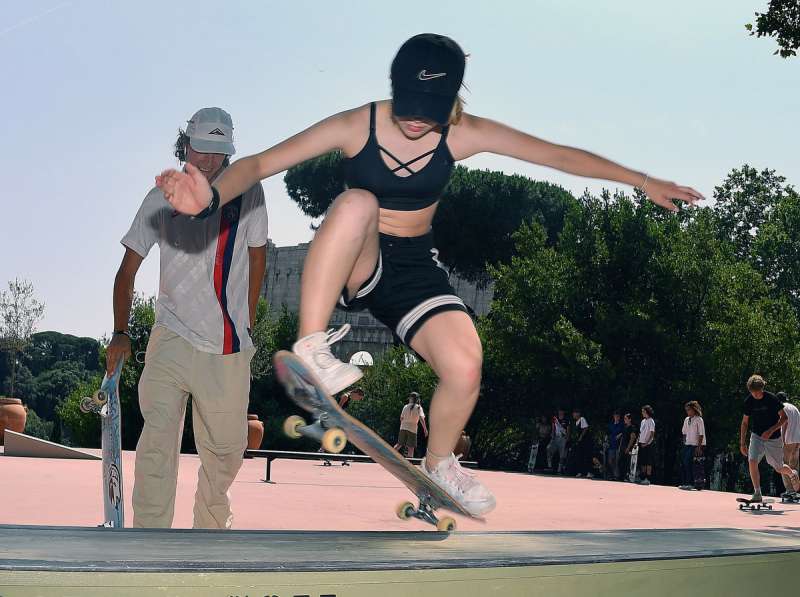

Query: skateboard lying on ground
[[80, 358, 124, 528], [274, 350, 476, 531], [737, 497, 775, 511]]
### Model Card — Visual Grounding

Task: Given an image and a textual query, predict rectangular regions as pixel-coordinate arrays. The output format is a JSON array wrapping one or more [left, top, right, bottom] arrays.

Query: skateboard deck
[[693, 455, 706, 489], [274, 350, 476, 530], [80, 359, 124, 528], [737, 497, 775, 511], [527, 441, 539, 473], [627, 444, 639, 482]]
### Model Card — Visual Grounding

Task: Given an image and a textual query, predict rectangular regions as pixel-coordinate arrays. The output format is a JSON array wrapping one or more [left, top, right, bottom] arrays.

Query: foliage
[[23, 406, 54, 441], [746, 0, 800, 57], [0, 278, 45, 397]]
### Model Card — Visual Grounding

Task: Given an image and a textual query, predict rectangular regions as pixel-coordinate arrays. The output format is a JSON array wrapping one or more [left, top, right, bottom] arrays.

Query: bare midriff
[[378, 202, 439, 238]]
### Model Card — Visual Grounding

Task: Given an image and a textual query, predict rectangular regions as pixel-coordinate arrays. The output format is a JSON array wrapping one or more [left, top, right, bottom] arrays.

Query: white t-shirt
[[575, 416, 588, 429], [122, 182, 268, 354], [784, 403, 800, 444], [682, 416, 707, 446], [639, 418, 656, 445], [400, 403, 425, 432]]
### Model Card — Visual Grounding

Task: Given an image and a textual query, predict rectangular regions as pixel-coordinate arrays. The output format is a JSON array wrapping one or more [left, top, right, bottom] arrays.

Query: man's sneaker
[[292, 325, 363, 395], [750, 491, 763, 503], [421, 453, 496, 517], [638, 479, 651, 485]]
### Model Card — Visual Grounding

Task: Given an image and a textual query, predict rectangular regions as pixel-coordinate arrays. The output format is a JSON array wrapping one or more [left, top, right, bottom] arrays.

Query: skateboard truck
[[80, 389, 109, 417], [397, 496, 456, 532], [283, 414, 347, 454]]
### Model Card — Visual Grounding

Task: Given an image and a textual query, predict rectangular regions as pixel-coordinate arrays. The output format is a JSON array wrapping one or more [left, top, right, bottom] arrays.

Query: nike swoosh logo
[[418, 70, 446, 81]]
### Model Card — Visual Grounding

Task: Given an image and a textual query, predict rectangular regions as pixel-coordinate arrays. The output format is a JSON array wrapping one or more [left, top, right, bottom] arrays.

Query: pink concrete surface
[[0, 450, 796, 532]]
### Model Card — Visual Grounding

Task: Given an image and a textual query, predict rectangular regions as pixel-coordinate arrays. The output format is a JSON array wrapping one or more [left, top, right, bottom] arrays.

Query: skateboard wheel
[[437, 517, 457, 532], [397, 501, 415, 520], [321, 428, 347, 454], [283, 415, 306, 439], [79, 397, 94, 413], [94, 390, 108, 406]]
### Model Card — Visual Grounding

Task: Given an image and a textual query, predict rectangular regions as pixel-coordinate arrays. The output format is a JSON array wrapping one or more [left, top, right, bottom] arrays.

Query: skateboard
[[737, 497, 775, 511], [80, 358, 124, 528], [692, 454, 706, 490], [527, 441, 539, 473], [274, 350, 477, 531], [627, 444, 639, 482]]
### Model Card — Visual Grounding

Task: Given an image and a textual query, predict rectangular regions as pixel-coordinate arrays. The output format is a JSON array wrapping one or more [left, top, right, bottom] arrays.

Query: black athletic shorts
[[339, 232, 468, 347]]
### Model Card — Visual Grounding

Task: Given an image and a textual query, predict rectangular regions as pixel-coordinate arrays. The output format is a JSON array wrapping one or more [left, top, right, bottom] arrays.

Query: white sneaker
[[292, 325, 363, 395], [421, 453, 496, 517]]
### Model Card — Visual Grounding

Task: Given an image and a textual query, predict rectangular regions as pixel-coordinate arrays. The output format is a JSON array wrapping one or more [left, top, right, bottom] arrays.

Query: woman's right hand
[[155, 163, 212, 215], [740, 444, 748, 457]]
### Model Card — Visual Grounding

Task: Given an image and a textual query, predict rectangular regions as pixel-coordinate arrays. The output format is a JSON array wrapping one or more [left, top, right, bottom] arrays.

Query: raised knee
[[444, 352, 483, 392], [336, 189, 379, 217]]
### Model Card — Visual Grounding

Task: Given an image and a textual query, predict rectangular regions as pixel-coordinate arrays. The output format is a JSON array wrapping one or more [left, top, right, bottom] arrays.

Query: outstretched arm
[[455, 115, 703, 212], [156, 109, 356, 215]]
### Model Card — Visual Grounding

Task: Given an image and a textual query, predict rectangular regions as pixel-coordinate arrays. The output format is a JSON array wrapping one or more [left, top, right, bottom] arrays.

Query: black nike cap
[[390, 33, 466, 126]]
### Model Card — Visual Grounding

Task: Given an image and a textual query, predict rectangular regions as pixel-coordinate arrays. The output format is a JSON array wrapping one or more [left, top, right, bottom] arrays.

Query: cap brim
[[189, 138, 236, 156], [392, 89, 453, 126]]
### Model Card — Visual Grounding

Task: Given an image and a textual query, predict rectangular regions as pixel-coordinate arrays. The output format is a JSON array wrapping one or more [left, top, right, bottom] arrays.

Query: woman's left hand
[[643, 177, 704, 212]]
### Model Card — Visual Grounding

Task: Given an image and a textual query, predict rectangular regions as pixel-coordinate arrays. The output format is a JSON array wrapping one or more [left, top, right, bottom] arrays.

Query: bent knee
[[334, 189, 379, 215], [441, 351, 483, 391]]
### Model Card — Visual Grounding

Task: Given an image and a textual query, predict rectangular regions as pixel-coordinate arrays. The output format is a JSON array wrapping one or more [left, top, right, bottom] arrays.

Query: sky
[[1, 0, 797, 340]]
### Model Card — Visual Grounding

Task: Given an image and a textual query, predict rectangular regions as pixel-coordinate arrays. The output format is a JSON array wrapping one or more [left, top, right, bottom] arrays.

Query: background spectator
[[680, 401, 706, 489]]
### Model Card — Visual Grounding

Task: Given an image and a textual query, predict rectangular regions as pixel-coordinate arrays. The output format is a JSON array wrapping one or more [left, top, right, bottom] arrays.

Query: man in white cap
[[107, 107, 268, 528]]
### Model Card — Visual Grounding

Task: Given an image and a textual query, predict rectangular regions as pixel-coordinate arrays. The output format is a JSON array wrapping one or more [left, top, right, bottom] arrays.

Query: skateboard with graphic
[[274, 350, 478, 531], [527, 441, 539, 473], [80, 358, 124, 528], [737, 497, 775, 511], [627, 444, 639, 482]]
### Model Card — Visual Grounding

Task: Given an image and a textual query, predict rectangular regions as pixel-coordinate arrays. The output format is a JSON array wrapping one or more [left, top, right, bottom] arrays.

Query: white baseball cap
[[186, 107, 235, 156]]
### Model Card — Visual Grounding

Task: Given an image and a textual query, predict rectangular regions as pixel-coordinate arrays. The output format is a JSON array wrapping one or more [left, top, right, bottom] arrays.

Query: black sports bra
[[343, 102, 455, 211]]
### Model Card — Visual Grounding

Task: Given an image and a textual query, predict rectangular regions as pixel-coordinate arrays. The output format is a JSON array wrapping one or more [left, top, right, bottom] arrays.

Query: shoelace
[[313, 324, 352, 368], [441, 456, 479, 494]]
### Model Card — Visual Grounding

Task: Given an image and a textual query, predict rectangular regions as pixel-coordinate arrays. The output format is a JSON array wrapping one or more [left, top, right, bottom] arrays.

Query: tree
[[0, 278, 45, 398], [746, 0, 800, 58], [479, 191, 800, 477], [283, 155, 575, 285]]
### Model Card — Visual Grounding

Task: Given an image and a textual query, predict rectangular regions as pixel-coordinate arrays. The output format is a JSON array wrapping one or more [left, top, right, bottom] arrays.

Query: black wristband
[[113, 330, 130, 340], [193, 186, 220, 220]]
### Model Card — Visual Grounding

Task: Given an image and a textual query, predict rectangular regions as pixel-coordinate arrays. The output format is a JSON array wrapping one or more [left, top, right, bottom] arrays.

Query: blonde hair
[[448, 94, 465, 125], [747, 375, 766, 391]]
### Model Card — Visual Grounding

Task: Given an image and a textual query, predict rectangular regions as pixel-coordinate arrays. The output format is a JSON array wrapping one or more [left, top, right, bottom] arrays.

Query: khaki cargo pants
[[132, 325, 254, 529], [782, 442, 800, 493]]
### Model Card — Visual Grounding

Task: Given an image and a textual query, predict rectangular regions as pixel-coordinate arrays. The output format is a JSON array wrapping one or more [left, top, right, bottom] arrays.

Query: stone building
[[262, 240, 493, 362]]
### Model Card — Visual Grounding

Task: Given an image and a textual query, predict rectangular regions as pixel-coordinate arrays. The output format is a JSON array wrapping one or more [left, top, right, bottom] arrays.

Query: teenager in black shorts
[[157, 34, 702, 516]]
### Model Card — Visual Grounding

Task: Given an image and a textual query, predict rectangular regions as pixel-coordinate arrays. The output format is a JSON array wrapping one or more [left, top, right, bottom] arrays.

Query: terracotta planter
[[0, 397, 27, 445], [247, 414, 264, 450]]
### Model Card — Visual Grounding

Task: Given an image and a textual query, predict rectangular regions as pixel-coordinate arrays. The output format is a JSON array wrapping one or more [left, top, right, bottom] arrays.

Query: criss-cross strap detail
[[368, 102, 451, 176], [378, 145, 437, 175]]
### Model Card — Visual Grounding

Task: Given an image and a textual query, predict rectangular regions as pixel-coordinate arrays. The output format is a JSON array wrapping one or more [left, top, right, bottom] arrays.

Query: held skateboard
[[527, 441, 539, 473], [693, 454, 706, 489], [274, 350, 477, 531], [80, 358, 125, 528], [737, 497, 775, 511], [627, 444, 639, 482]]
